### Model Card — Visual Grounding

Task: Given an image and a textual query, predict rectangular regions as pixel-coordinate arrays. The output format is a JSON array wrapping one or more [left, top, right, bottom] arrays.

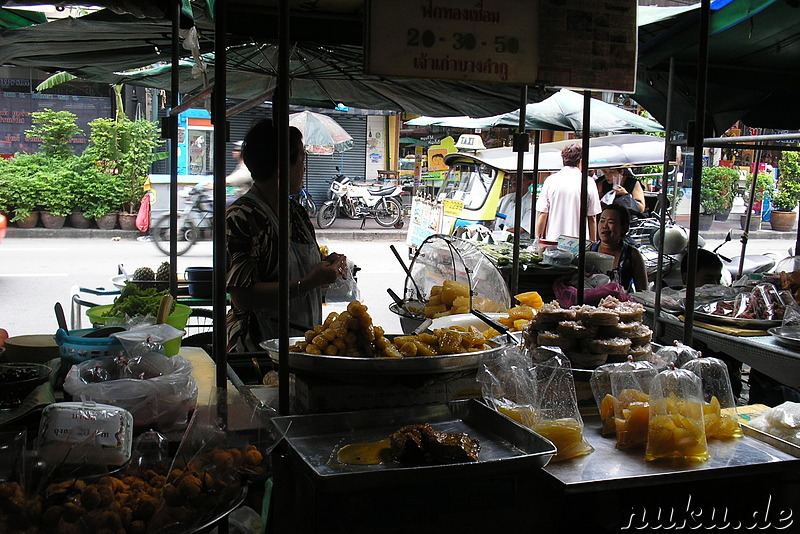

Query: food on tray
[[423, 279, 507, 318], [0, 445, 263, 534], [289, 301, 489, 358], [514, 291, 545, 309], [748, 401, 800, 446], [389, 424, 480, 466], [645, 394, 709, 462], [701, 282, 789, 321], [523, 297, 651, 369], [703, 396, 742, 439], [763, 270, 800, 305]]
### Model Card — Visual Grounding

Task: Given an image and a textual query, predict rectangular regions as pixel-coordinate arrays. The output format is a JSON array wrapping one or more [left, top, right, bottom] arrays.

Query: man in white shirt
[[536, 142, 601, 242]]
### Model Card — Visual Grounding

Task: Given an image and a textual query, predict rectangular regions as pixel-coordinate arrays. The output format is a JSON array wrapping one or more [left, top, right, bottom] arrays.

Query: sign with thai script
[[537, 0, 637, 92], [366, 0, 539, 84]]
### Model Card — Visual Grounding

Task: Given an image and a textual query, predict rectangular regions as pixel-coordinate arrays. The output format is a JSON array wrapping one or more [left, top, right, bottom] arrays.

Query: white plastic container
[[38, 401, 133, 466]]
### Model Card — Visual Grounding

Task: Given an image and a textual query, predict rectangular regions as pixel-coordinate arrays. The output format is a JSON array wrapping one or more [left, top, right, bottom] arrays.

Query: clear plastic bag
[[590, 359, 656, 439], [650, 341, 700, 370], [531, 351, 594, 462], [324, 259, 361, 302], [681, 357, 742, 439], [645, 366, 710, 462], [478, 345, 538, 428], [112, 323, 184, 357], [63, 353, 197, 432], [749, 401, 800, 446]]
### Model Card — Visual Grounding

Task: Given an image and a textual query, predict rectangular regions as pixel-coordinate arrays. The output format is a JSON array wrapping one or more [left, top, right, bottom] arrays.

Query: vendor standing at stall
[[226, 120, 347, 353], [536, 142, 601, 242]]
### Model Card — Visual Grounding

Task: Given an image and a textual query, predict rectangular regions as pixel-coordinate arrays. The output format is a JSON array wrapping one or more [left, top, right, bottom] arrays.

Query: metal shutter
[[304, 115, 367, 204]]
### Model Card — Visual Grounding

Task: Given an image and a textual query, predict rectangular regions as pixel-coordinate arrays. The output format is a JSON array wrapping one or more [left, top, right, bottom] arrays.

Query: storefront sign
[[366, 0, 539, 84]]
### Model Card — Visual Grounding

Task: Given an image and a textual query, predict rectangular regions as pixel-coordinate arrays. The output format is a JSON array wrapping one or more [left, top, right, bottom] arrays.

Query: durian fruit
[[133, 266, 155, 281], [155, 262, 170, 281]]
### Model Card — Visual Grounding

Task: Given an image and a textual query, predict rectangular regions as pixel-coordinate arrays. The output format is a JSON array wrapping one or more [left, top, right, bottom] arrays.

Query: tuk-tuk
[[406, 134, 671, 250]]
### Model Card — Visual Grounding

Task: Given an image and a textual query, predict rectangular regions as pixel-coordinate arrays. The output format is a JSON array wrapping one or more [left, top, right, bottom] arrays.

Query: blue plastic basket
[[54, 328, 125, 370]]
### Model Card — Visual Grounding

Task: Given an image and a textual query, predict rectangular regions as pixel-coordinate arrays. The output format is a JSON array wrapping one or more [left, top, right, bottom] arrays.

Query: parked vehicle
[[292, 187, 316, 217], [151, 183, 213, 256], [317, 168, 404, 229]]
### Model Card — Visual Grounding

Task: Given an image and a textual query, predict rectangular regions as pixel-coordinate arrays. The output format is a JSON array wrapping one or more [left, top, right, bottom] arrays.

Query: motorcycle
[[151, 183, 213, 256], [317, 167, 404, 229]]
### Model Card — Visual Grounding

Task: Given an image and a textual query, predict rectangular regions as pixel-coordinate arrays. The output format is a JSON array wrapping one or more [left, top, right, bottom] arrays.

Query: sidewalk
[[4, 215, 410, 241], [4, 213, 795, 243]]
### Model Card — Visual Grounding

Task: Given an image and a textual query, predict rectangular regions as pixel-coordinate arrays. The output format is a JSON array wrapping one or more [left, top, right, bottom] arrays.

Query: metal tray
[[768, 327, 800, 350], [741, 424, 800, 458], [693, 309, 781, 329], [270, 399, 556, 492], [260, 336, 509, 375]]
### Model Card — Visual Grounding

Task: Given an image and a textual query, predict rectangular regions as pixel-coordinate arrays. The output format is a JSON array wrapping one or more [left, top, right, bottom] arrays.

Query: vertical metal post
[[510, 85, 528, 298], [530, 129, 541, 238], [683, 0, 711, 345], [740, 146, 762, 278], [277, 0, 291, 415], [168, 0, 180, 296], [213, 0, 228, 391], [653, 57, 675, 339], [577, 91, 591, 304]]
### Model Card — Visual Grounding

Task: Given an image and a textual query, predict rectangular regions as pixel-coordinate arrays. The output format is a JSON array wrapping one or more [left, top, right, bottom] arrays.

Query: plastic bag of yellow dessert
[[609, 359, 658, 449], [645, 366, 710, 462], [590, 358, 657, 439], [681, 356, 742, 439], [478, 345, 539, 428], [531, 351, 594, 462]]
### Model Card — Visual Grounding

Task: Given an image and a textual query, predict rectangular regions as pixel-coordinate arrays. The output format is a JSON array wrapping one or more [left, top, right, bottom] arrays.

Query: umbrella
[[407, 89, 664, 133], [289, 110, 353, 155]]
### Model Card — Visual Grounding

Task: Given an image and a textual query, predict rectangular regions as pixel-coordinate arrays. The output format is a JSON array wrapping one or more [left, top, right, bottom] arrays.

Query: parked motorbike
[[151, 183, 213, 256], [638, 225, 776, 288], [317, 168, 404, 229]]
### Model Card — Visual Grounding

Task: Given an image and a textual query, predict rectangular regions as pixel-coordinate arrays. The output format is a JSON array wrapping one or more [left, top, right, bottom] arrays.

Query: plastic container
[[185, 266, 213, 298], [0, 362, 51, 410], [55, 328, 125, 371], [85, 304, 192, 356]]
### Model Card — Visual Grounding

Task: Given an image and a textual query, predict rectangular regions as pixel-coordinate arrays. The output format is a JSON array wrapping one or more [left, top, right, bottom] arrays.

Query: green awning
[[0, 7, 45, 29]]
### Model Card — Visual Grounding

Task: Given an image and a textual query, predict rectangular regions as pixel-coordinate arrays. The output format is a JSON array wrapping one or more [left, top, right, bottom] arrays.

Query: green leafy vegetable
[[106, 282, 175, 319]]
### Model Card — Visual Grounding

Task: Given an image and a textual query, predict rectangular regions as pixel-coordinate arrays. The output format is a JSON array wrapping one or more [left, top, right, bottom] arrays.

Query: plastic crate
[[54, 328, 125, 370]]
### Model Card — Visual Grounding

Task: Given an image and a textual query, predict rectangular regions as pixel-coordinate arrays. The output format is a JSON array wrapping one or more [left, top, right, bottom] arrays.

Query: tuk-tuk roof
[[444, 134, 668, 173]]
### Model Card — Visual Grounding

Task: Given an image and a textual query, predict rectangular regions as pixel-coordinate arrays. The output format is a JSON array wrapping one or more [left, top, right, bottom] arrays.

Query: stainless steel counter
[[543, 416, 799, 494], [647, 311, 800, 389]]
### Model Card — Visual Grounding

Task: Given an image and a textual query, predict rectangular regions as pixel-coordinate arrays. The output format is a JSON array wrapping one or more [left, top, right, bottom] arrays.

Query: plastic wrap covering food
[[531, 352, 594, 462], [590, 359, 657, 439], [405, 235, 510, 318], [63, 352, 197, 432], [749, 401, 800, 447], [645, 367, 710, 462], [681, 357, 742, 439], [650, 341, 700, 370], [701, 282, 792, 320], [111, 323, 184, 357], [478, 345, 539, 428]]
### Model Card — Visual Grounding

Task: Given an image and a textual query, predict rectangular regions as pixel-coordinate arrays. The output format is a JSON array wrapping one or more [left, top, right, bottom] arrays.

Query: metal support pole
[[577, 91, 591, 304], [653, 57, 675, 340], [277, 0, 291, 415], [213, 0, 228, 391], [168, 0, 180, 297], [510, 85, 528, 298], [530, 129, 540, 240], [683, 0, 711, 346], [739, 146, 762, 279]]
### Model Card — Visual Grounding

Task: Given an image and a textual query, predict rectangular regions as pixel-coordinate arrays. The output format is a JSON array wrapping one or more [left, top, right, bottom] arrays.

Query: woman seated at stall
[[596, 167, 646, 214], [589, 204, 648, 292]]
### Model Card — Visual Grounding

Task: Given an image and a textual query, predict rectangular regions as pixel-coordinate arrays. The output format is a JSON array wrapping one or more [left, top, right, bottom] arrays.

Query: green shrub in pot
[[37, 167, 77, 217], [774, 153, 800, 212], [743, 171, 775, 212], [700, 166, 738, 215], [0, 153, 44, 221]]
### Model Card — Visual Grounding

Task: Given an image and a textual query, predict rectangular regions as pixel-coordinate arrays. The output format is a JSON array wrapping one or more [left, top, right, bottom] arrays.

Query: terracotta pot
[[739, 214, 761, 231], [40, 211, 66, 229], [68, 212, 92, 229], [118, 213, 138, 231], [95, 212, 118, 230], [697, 213, 714, 231], [770, 210, 797, 232], [14, 211, 39, 228]]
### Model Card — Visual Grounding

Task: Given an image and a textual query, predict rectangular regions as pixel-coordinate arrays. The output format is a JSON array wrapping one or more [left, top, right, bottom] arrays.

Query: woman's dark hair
[[601, 203, 631, 236], [241, 119, 303, 181], [561, 142, 582, 167]]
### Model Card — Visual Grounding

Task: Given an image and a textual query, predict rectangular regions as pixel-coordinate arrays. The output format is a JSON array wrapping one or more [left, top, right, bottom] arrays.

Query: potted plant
[[81, 165, 125, 229], [0, 153, 43, 227], [740, 171, 774, 231], [771, 153, 800, 232], [37, 168, 76, 229], [700, 166, 738, 226]]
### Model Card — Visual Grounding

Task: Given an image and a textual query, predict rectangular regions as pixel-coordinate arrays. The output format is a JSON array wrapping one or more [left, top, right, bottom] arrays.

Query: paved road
[[1, 230, 796, 338]]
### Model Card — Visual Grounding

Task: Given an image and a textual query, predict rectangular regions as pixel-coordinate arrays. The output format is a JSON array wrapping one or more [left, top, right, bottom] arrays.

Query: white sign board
[[366, 0, 540, 85]]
